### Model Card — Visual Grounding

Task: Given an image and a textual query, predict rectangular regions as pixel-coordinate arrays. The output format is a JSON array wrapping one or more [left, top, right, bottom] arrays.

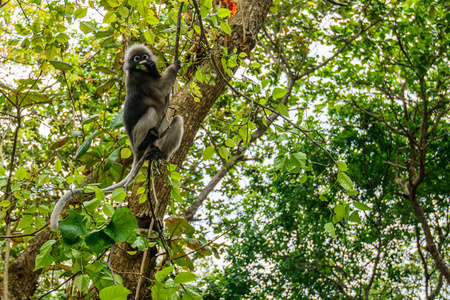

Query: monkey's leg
[[148, 116, 184, 161], [132, 107, 159, 152]]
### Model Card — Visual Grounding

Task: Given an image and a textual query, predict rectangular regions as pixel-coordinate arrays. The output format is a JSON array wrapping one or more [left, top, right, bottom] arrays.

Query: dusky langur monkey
[[50, 44, 184, 231]]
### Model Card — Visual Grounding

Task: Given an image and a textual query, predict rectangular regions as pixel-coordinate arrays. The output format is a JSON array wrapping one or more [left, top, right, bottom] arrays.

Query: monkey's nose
[[139, 60, 148, 64]]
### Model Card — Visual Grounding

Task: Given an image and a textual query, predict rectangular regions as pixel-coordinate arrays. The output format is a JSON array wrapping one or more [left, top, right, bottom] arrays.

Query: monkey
[[50, 44, 184, 231]]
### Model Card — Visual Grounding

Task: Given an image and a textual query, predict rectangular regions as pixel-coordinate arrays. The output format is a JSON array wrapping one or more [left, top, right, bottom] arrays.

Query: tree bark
[[1, 229, 53, 300]]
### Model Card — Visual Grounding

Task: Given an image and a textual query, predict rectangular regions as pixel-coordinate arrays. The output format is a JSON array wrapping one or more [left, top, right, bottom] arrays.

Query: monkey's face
[[124, 44, 158, 72], [126, 52, 150, 71]]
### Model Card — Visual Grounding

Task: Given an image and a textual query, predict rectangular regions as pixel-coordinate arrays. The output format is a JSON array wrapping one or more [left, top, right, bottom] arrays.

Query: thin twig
[[173, 224, 238, 260], [0, 223, 49, 238]]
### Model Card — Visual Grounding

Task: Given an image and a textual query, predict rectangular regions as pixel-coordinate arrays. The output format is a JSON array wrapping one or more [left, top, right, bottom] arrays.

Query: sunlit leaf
[[49, 60, 72, 71]]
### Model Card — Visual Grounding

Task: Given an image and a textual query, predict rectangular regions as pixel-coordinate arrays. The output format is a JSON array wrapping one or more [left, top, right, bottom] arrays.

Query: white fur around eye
[[134, 56, 140, 62], [142, 54, 149, 60]]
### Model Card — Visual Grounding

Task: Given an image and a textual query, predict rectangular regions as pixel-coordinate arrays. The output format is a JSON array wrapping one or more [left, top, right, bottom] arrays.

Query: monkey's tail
[[50, 188, 83, 231], [51, 159, 138, 231], [101, 160, 137, 194]]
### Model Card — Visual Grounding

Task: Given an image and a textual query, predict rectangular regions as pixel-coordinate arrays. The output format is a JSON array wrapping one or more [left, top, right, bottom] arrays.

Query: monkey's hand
[[174, 60, 181, 71], [142, 59, 156, 72]]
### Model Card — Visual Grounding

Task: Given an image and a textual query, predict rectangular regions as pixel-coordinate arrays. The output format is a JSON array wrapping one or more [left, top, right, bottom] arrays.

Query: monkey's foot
[[175, 60, 182, 71], [145, 146, 167, 161]]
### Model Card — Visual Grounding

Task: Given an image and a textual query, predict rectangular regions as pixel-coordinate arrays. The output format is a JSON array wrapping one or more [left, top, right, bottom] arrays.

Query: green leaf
[[95, 187, 105, 202], [319, 195, 327, 202], [195, 70, 204, 83], [55, 158, 62, 172], [218, 8, 232, 18], [85, 230, 114, 255], [107, 0, 120, 7], [74, 274, 90, 293], [17, 215, 33, 229], [165, 217, 195, 237], [274, 156, 287, 171], [99, 286, 130, 300], [75, 130, 98, 159], [251, 62, 261, 68], [354, 201, 372, 211], [49, 60, 72, 71], [347, 189, 358, 196], [34, 240, 57, 271], [130, 235, 149, 251], [96, 78, 116, 94], [103, 11, 117, 23], [80, 21, 96, 34], [121, 148, 132, 159], [111, 188, 126, 202], [59, 209, 88, 244], [146, 15, 159, 25], [292, 152, 306, 169], [104, 148, 120, 170], [238, 126, 250, 143], [337, 171, 354, 191], [167, 164, 177, 172], [324, 222, 335, 238], [337, 161, 348, 171], [218, 146, 229, 159], [204, 0, 212, 8], [221, 21, 231, 35], [0, 200, 11, 207], [277, 103, 289, 117], [349, 211, 361, 223], [155, 265, 174, 282], [103, 203, 114, 217], [144, 30, 154, 43], [56, 33, 70, 43], [104, 207, 138, 242], [171, 187, 183, 203], [83, 198, 100, 213], [203, 147, 215, 160], [170, 171, 183, 180], [334, 204, 346, 217], [15, 166, 30, 180], [74, 7, 88, 18], [118, 6, 129, 18], [273, 87, 288, 99], [225, 139, 235, 148], [174, 272, 197, 284], [182, 287, 203, 300]]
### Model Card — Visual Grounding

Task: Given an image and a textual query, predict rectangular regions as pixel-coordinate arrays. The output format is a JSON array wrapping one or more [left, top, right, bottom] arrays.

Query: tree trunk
[[1, 229, 53, 299], [113, 0, 274, 297]]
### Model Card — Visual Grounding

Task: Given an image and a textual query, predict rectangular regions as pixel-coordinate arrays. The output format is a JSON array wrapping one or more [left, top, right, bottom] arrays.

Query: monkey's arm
[[155, 61, 181, 96]]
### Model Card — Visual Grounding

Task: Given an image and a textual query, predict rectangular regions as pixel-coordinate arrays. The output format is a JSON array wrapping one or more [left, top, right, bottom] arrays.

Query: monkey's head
[[123, 44, 158, 72]]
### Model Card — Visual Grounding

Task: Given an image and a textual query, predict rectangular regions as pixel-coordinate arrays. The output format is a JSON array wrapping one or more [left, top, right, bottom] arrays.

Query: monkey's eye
[[142, 54, 149, 60], [133, 56, 140, 62]]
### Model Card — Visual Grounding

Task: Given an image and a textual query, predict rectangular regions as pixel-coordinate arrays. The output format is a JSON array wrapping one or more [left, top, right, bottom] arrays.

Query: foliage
[[0, 0, 449, 298], [199, 0, 450, 299]]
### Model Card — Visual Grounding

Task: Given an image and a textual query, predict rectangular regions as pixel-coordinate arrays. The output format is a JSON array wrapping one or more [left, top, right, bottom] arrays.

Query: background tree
[[201, 0, 450, 299]]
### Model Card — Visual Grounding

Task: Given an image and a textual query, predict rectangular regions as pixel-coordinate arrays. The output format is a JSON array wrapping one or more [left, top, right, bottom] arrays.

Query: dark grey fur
[[122, 44, 184, 161], [50, 44, 183, 231]]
